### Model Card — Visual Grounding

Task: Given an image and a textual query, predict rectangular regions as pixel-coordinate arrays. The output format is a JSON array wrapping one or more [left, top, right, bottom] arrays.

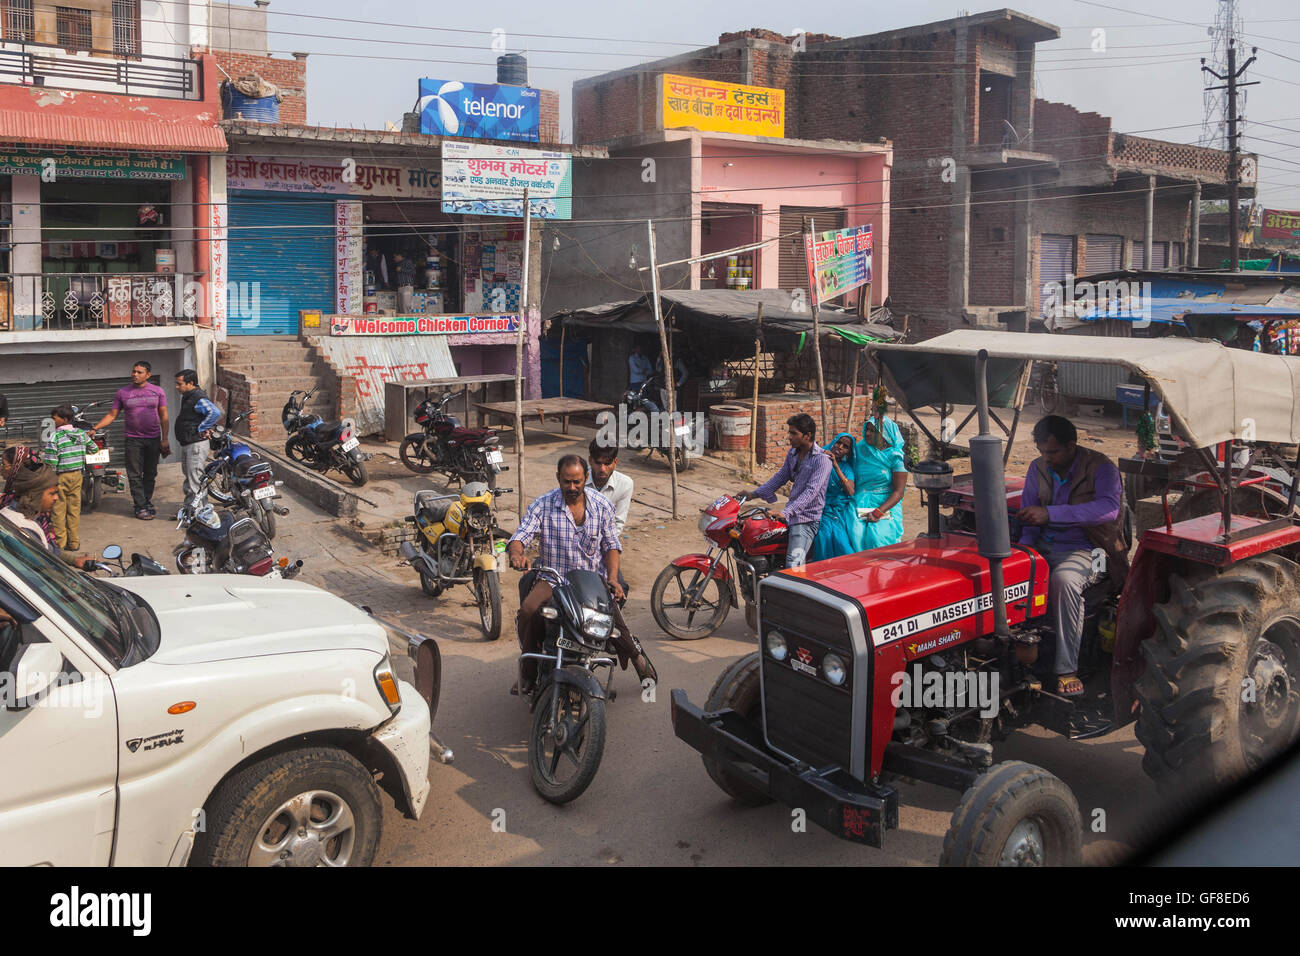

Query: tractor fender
[[671, 553, 731, 581], [473, 552, 496, 572]]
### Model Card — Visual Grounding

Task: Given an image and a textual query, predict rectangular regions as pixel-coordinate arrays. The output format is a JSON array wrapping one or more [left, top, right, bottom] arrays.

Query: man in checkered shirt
[[507, 454, 656, 693]]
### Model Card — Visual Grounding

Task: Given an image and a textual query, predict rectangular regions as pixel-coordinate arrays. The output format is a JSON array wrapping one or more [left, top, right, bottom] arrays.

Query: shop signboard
[[226, 156, 441, 198], [1260, 208, 1300, 242], [329, 314, 521, 336], [210, 203, 228, 340], [661, 74, 785, 138], [418, 79, 540, 142], [441, 142, 571, 219], [335, 201, 364, 316], [804, 223, 872, 307], [0, 151, 186, 180]]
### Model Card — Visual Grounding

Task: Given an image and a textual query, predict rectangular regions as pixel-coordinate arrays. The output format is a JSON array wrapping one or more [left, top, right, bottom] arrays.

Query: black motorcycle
[[398, 391, 506, 487], [622, 377, 698, 472], [517, 565, 626, 805], [92, 544, 170, 577], [71, 401, 124, 512], [175, 469, 302, 578], [207, 411, 286, 540], [282, 385, 369, 487]]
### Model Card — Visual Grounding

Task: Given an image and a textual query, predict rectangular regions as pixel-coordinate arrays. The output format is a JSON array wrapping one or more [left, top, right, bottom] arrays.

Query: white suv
[[0, 517, 430, 867]]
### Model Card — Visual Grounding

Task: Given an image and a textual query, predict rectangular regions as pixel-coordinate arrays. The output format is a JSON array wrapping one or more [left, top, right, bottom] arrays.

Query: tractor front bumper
[[670, 689, 899, 848]]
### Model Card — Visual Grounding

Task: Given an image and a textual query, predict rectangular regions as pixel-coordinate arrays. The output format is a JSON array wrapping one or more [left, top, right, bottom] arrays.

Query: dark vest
[[1031, 444, 1129, 582], [176, 386, 211, 446]]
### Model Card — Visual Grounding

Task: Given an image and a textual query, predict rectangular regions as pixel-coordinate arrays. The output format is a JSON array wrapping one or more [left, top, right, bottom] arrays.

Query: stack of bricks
[[731, 394, 884, 465], [212, 50, 308, 125]]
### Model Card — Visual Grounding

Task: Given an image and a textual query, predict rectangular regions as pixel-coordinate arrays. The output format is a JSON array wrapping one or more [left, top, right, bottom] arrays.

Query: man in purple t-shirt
[[92, 360, 171, 519]]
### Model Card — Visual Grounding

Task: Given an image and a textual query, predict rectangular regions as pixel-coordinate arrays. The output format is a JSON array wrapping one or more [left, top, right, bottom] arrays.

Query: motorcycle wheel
[[474, 568, 502, 641], [256, 504, 277, 540], [398, 434, 437, 474], [343, 456, 369, 487], [209, 470, 236, 506], [529, 677, 607, 805], [417, 543, 443, 597], [673, 445, 692, 472], [82, 472, 102, 513], [650, 563, 730, 640], [285, 433, 313, 466]]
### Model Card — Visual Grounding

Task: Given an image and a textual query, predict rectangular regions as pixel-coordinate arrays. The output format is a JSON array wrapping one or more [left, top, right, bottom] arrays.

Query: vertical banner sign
[[803, 224, 873, 307], [209, 203, 228, 340], [335, 201, 363, 315]]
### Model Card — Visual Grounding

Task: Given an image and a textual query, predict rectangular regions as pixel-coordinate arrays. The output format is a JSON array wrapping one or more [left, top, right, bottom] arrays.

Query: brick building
[[570, 9, 1252, 338]]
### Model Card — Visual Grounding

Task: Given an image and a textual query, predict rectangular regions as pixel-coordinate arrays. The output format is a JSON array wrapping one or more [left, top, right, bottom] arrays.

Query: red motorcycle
[[650, 494, 787, 640], [399, 391, 506, 487]]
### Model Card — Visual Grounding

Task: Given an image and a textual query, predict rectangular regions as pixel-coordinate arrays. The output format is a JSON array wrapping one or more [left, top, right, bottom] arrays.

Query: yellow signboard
[[661, 73, 785, 138]]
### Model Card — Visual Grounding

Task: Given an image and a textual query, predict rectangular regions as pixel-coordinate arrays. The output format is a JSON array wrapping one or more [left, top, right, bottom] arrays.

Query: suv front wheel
[[192, 746, 383, 867]]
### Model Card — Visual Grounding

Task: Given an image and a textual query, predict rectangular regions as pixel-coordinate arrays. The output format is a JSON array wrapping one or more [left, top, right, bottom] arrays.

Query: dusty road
[[67, 406, 1172, 866]]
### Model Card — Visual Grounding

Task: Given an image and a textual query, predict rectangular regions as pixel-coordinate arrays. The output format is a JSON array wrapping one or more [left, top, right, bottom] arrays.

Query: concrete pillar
[[950, 166, 971, 311], [1013, 175, 1032, 307], [1144, 175, 1155, 270], [12, 175, 40, 328], [1189, 181, 1201, 268]]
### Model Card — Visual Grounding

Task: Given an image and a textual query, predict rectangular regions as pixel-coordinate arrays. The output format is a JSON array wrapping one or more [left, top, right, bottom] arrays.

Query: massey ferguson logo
[[791, 646, 818, 677], [125, 728, 184, 754]]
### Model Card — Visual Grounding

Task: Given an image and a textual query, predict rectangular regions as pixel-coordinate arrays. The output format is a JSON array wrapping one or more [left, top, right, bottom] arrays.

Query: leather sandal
[[1056, 673, 1084, 697]]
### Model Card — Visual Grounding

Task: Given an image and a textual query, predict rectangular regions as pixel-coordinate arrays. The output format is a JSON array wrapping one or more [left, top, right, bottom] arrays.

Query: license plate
[[556, 634, 581, 651], [674, 425, 691, 436], [342, 437, 359, 452], [486, 450, 504, 465], [253, 486, 276, 500], [85, 450, 109, 465]]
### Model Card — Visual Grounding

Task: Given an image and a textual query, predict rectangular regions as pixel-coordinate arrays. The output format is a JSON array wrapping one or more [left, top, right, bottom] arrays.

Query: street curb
[[243, 437, 361, 518]]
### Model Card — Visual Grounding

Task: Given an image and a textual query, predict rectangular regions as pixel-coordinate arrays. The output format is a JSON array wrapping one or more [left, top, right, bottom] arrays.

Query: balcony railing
[[1, 272, 204, 331], [0, 39, 201, 99]]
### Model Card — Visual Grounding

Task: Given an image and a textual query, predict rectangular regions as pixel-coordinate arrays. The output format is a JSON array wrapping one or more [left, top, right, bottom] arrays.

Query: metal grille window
[[2, 0, 33, 41], [56, 6, 93, 52], [112, 0, 140, 56]]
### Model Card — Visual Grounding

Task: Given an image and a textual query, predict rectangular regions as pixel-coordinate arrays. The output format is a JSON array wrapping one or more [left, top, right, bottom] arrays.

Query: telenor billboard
[[418, 79, 540, 142]]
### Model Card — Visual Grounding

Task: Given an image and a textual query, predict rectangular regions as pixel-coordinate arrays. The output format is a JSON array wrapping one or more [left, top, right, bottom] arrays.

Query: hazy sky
[[262, 0, 1300, 208]]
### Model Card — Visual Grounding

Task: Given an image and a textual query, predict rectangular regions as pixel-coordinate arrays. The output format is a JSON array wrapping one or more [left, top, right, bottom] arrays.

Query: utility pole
[[1202, 40, 1257, 271]]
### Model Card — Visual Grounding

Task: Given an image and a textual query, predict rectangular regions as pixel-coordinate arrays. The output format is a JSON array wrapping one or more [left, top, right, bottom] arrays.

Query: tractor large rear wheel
[[1136, 555, 1300, 795]]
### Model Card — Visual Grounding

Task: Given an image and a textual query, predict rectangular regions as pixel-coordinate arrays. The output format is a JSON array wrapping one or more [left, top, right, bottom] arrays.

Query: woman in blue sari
[[855, 415, 908, 549], [810, 433, 864, 561]]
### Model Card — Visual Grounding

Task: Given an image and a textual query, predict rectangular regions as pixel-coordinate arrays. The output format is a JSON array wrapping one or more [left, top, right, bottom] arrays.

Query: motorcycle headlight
[[697, 513, 713, 535], [822, 652, 847, 686], [766, 630, 787, 661], [582, 607, 613, 639], [467, 506, 491, 531]]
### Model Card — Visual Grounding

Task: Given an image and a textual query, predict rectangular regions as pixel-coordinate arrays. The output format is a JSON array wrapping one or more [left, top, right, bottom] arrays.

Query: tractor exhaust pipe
[[971, 350, 1012, 638]]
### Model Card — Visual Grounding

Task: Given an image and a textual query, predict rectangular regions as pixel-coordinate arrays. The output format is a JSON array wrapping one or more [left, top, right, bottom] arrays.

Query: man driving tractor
[[1016, 415, 1128, 698]]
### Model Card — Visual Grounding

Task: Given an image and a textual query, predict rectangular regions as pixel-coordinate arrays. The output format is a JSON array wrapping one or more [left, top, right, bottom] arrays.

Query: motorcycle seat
[[308, 421, 343, 441], [233, 455, 270, 479], [420, 501, 451, 524], [450, 426, 492, 443]]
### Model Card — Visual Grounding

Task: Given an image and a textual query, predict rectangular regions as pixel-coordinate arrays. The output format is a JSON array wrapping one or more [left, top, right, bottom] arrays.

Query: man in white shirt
[[588, 439, 634, 594]]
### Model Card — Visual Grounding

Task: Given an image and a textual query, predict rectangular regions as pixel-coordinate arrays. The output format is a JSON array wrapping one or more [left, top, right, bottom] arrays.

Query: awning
[[871, 330, 1300, 449], [0, 107, 226, 152], [552, 288, 900, 341]]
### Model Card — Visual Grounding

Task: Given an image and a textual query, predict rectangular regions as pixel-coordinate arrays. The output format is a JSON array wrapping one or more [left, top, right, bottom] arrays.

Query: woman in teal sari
[[855, 415, 908, 549], [810, 433, 864, 561]]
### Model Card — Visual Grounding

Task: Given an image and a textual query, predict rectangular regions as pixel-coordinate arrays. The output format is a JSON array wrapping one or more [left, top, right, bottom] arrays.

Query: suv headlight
[[373, 655, 402, 715], [582, 608, 613, 639]]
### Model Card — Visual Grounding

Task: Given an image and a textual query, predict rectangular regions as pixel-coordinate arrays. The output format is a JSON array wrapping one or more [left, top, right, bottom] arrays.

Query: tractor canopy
[[871, 330, 1300, 451]]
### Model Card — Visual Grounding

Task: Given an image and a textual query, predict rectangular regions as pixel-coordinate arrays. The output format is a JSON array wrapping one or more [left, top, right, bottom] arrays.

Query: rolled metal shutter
[[779, 206, 847, 294], [1132, 241, 1169, 271], [1038, 234, 1075, 315], [228, 194, 336, 335], [1, 377, 138, 468], [1084, 234, 1122, 274]]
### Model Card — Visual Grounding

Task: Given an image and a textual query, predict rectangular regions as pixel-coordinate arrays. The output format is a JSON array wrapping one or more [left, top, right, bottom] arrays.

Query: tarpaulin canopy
[[871, 330, 1300, 450], [551, 288, 900, 341]]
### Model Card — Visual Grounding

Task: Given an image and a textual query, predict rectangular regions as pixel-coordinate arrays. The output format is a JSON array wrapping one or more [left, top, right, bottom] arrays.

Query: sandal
[[1056, 674, 1085, 697]]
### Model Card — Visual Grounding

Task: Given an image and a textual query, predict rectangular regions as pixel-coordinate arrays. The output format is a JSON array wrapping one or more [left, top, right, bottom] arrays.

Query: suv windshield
[[0, 516, 127, 664]]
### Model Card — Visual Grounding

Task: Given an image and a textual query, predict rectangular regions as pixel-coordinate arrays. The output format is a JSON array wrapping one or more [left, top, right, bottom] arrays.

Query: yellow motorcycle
[[400, 480, 508, 640]]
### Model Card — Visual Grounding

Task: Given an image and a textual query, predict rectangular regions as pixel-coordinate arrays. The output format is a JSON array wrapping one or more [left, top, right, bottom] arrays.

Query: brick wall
[[1034, 98, 1110, 161], [213, 50, 307, 125], [1111, 134, 1232, 181], [731, 394, 879, 465], [539, 89, 560, 143], [969, 199, 1017, 304]]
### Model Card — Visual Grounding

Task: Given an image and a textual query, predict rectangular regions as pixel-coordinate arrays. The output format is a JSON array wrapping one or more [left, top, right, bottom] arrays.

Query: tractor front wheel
[[700, 653, 771, 807], [940, 761, 1082, 867], [1136, 554, 1300, 795]]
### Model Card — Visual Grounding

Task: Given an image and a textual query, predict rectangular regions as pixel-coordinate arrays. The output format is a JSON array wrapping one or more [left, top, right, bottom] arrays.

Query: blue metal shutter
[[227, 193, 335, 335]]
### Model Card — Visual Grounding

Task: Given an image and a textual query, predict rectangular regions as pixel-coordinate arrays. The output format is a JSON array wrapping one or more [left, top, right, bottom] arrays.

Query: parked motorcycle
[[399, 481, 507, 640], [650, 493, 788, 640], [208, 410, 287, 539], [516, 564, 624, 804], [622, 376, 698, 472], [71, 401, 123, 512], [398, 391, 506, 487], [91, 543, 170, 577], [282, 385, 369, 486], [175, 469, 302, 578]]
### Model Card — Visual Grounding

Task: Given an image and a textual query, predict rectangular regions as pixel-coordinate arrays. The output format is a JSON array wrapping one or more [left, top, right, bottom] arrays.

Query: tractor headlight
[[766, 630, 787, 661], [822, 652, 847, 686], [582, 608, 613, 639]]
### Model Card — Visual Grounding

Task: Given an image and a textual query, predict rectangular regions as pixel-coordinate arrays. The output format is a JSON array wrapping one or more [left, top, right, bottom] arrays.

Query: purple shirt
[[753, 444, 833, 527], [113, 383, 167, 439], [1018, 453, 1122, 554]]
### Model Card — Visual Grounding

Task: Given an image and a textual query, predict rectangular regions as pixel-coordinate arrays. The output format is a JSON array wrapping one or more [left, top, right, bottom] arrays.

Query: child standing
[[43, 404, 98, 552]]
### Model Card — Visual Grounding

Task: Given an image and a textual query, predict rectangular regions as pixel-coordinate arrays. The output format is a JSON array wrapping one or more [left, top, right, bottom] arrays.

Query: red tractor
[[670, 331, 1300, 865]]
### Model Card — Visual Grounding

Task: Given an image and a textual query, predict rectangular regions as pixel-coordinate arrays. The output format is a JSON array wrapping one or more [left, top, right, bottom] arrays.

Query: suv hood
[[112, 575, 388, 665]]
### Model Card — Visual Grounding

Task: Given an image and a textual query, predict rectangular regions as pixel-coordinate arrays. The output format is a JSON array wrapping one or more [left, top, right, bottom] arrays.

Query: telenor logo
[[418, 78, 540, 142]]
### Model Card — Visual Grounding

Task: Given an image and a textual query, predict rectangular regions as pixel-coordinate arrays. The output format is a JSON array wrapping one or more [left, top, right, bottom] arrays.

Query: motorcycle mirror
[[101, 544, 123, 561]]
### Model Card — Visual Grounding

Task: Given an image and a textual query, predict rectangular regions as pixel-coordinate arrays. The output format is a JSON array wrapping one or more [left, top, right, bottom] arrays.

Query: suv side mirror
[[7, 641, 65, 710]]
